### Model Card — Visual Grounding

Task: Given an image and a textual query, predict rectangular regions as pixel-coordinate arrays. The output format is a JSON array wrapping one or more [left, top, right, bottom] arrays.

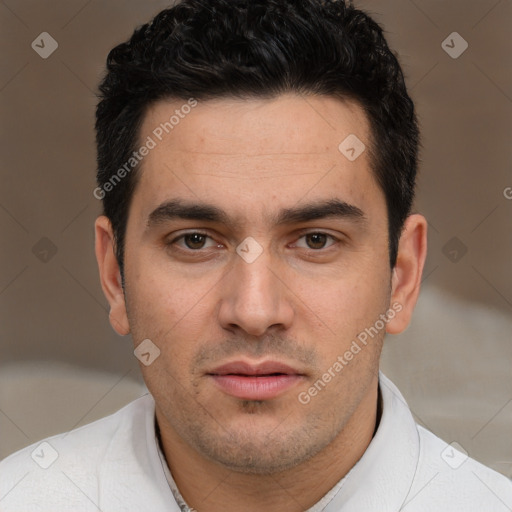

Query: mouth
[[207, 360, 305, 401]]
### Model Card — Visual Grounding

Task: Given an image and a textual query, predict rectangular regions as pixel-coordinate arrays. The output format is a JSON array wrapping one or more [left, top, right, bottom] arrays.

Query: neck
[[158, 378, 379, 512]]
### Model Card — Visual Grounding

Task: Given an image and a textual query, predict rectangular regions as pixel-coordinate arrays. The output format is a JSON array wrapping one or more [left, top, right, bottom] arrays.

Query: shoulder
[[377, 373, 512, 511], [404, 425, 512, 511], [0, 395, 156, 511]]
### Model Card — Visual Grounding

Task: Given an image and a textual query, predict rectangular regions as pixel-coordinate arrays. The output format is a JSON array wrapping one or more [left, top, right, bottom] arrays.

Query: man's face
[[115, 94, 394, 473]]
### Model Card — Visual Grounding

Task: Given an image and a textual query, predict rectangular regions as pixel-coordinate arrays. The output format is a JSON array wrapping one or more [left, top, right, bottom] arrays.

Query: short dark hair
[[95, 0, 419, 277]]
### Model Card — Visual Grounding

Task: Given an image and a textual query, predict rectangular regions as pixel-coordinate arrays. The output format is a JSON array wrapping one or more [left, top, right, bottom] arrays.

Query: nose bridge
[[237, 251, 275, 302], [218, 246, 293, 335]]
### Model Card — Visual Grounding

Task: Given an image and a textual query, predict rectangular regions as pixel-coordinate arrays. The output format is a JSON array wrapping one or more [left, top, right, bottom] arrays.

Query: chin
[[194, 426, 330, 475]]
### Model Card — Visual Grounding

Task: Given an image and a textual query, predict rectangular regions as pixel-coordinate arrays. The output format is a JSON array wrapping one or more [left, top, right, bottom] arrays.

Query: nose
[[217, 249, 294, 337]]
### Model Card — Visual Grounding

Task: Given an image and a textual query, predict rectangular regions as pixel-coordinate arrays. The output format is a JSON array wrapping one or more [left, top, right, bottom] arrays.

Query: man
[[1, 0, 511, 510]]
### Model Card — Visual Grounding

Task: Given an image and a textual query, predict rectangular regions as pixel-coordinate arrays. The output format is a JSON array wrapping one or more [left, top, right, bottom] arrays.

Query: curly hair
[[95, 0, 419, 276]]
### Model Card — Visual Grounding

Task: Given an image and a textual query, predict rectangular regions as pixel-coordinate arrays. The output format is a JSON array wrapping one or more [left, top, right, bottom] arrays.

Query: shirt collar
[[320, 372, 420, 511]]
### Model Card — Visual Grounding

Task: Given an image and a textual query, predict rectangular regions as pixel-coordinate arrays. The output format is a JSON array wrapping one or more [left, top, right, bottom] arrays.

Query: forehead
[[131, 94, 382, 222], [142, 93, 369, 154]]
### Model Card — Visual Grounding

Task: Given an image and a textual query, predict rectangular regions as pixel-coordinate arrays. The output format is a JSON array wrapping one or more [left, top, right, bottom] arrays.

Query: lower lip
[[210, 374, 302, 400]]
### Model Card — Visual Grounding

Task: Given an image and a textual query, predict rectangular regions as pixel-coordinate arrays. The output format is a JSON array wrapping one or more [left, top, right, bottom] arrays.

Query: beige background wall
[[0, 0, 511, 478]]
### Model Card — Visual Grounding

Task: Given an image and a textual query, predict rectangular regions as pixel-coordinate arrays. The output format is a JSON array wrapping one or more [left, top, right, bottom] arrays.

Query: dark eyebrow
[[273, 199, 366, 225], [146, 198, 366, 230], [147, 199, 231, 229]]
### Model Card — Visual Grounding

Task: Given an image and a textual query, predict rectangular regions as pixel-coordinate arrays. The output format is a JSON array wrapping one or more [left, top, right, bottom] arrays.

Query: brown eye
[[183, 233, 208, 249], [292, 232, 338, 251], [167, 231, 221, 253], [305, 233, 329, 249]]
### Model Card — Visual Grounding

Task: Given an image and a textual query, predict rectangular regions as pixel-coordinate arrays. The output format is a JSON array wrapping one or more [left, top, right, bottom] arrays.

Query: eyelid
[[165, 228, 344, 251], [290, 230, 340, 249], [167, 230, 220, 249]]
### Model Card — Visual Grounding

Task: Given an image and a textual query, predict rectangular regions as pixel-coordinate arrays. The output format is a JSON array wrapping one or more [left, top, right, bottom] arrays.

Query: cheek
[[126, 271, 210, 400], [303, 260, 391, 339], [124, 258, 220, 380], [126, 249, 213, 325]]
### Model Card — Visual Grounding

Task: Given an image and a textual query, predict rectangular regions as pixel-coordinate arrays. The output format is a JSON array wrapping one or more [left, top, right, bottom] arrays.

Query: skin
[[95, 93, 427, 511]]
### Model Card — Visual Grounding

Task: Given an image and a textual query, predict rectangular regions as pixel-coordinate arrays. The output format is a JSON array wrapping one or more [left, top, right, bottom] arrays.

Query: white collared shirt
[[1, 373, 511, 511]]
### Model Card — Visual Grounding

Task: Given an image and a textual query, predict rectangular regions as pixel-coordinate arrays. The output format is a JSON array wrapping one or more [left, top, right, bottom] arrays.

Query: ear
[[95, 215, 130, 336], [386, 214, 427, 334]]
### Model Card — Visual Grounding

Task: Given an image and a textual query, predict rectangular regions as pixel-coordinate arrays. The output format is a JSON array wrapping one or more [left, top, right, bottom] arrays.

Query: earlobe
[[94, 216, 130, 336], [386, 214, 427, 335]]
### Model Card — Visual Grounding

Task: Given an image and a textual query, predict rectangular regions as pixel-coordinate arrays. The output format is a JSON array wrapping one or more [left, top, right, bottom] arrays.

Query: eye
[[170, 232, 219, 250], [294, 232, 337, 250]]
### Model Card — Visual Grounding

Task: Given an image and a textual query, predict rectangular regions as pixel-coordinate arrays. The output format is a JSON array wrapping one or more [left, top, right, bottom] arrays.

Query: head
[[95, 0, 426, 475]]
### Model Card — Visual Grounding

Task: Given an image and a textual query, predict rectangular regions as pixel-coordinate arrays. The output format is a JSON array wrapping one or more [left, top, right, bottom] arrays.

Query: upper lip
[[209, 360, 303, 376]]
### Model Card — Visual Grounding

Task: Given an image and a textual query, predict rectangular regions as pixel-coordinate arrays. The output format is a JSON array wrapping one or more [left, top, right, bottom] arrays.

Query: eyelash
[[167, 231, 339, 252], [168, 231, 220, 251]]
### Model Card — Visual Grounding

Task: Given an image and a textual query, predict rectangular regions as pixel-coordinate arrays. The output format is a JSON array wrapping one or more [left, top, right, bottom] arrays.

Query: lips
[[211, 360, 301, 376], [208, 360, 304, 400]]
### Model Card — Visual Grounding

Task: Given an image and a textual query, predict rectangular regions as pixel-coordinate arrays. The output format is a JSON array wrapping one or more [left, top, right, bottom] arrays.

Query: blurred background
[[0, 0, 511, 478]]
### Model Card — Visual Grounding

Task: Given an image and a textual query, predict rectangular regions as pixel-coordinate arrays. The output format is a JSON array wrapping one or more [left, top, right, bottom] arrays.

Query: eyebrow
[[273, 199, 366, 225], [146, 198, 366, 230], [147, 200, 232, 229]]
